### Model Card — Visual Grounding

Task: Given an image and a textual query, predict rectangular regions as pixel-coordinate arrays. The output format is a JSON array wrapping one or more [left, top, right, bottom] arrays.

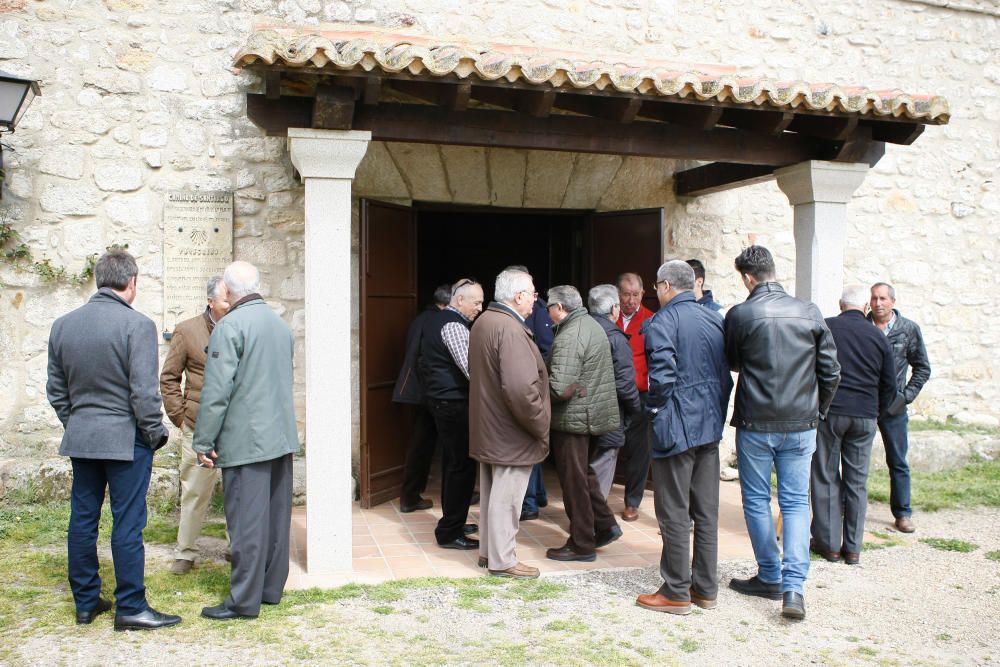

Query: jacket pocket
[[886, 391, 907, 417]]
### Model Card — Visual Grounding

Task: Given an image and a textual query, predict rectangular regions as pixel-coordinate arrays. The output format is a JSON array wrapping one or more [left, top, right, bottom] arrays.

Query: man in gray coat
[[194, 261, 299, 620], [46, 250, 181, 631]]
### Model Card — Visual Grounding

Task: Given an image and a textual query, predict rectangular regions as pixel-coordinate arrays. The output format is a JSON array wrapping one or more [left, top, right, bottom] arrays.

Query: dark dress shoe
[[729, 576, 782, 600], [114, 607, 182, 631], [438, 536, 479, 550], [781, 591, 806, 620], [519, 510, 539, 521], [546, 545, 597, 562], [810, 539, 842, 563], [76, 597, 112, 625], [595, 525, 623, 549], [621, 506, 639, 522], [463, 523, 478, 535], [201, 603, 258, 621], [538, 498, 548, 509], [842, 550, 860, 565], [400, 498, 433, 513]]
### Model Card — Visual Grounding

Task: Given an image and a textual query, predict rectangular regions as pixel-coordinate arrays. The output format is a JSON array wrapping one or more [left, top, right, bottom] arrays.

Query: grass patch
[[910, 417, 1000, 437], [679, 638, 700, 653], [985, 550, 1000, 562], [371, 605, 393, 615], [919, 537, 978, 553], [544, 618, 588, 633], [868, 459, 1000, 511], [857, 646, 878, 657]]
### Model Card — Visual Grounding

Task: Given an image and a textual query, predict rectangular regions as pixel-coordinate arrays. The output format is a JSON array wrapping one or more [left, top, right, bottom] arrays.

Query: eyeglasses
[[517, 290, 538, 299], [654, 280, 667, 288], [452, 278, 478, 297]]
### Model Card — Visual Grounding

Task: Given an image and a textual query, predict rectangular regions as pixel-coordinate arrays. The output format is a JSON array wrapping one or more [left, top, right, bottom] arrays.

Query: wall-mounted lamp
[[0, 70, 41, 199]]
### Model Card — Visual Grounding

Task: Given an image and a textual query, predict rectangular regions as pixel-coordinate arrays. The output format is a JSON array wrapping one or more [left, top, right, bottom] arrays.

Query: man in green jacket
[[545, 285, 622, 562], [193, 261, 299, 621]]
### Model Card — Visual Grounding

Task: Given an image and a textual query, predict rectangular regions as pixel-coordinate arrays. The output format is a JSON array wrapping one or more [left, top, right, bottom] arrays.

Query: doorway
[[359, 199, 663, 507]]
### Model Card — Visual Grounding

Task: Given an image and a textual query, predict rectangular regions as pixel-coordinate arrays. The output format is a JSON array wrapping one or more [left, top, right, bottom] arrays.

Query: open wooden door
[[360, 199, 417, 508], [588, 208, 663, 491], [588, 208, 664, 312]]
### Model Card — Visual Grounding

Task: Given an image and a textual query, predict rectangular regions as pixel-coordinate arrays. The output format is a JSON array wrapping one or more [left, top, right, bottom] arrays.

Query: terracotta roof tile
[[234, 26, 949, 123]]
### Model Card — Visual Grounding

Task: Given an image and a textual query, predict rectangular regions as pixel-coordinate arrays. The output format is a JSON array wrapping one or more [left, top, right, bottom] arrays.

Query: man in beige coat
[[469, 268, 551, 579], [160, 276, 230, 574]]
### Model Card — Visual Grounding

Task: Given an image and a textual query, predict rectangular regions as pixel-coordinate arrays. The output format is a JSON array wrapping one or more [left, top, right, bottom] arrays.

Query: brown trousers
[[551, 431, 617, 554]]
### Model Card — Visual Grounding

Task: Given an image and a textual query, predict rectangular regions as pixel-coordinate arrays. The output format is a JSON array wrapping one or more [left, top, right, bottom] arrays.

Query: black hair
[[734, 245, 775, 282]]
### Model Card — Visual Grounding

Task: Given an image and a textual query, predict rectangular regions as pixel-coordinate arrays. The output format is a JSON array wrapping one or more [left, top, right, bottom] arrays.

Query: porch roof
[[234, 26, 949, 123]]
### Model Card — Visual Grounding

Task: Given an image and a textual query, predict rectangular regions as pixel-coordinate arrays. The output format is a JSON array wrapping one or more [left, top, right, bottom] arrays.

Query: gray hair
[[223, 261, 260, 300], [588, 284, 619, 317], [206, 275, 224, 299], [616, 272, 643, 291], [871, 281, 896, 299], [656, 260, 695, 291], [94, 250, 138, 290], [841, 284, 869, 308], [494, 269, 533, 303], [547, 285, 583, 312]]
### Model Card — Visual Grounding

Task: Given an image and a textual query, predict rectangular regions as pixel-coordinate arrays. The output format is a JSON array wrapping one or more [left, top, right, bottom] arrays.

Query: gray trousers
[[811, 414, 877, 554], [652, 442, 720, 601], [478, 462, 533, 571], [589, 444, 619, 500], [222, 453, 293, 616]]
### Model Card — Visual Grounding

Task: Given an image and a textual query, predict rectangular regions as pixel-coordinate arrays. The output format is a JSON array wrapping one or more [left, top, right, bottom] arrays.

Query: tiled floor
[[286, 468, 757, 588]]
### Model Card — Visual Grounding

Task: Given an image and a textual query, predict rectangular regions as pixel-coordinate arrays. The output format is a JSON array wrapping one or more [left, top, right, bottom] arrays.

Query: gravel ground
[[7, 501, 999, 666]]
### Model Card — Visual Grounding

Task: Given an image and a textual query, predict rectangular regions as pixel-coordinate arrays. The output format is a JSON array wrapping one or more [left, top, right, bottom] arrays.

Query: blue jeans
[[877, 411, 911, 518], [736, 429, 816, 594], [521, 464, 547, 513], [68, 438, 153, 615]]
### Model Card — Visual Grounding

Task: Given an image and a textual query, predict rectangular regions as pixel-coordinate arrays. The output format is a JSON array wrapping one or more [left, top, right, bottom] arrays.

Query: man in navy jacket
[[811, 285, 895, 565], [635, 261, 732, 616]]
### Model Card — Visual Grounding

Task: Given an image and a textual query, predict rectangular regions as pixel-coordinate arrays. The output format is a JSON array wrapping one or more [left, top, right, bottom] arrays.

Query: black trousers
[[430, 399, 476, 544], [222, 454, 292, 616], [400, 403, 437, 505], [811, 414, 877, 554], [621, 392, 650, 508], [652, 442, 720, 601], [551, 431, 618, 554]]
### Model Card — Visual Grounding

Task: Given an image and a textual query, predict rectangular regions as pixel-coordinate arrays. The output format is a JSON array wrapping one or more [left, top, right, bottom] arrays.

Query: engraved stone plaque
[[163, 191, 233, 333]]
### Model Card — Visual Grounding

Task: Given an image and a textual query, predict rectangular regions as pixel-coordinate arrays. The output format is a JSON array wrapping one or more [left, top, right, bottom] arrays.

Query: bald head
[[224, 261, 261, 300]]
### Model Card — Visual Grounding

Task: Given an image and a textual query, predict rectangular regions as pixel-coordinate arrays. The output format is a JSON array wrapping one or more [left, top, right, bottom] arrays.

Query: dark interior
[[415, 207, 587, 307]]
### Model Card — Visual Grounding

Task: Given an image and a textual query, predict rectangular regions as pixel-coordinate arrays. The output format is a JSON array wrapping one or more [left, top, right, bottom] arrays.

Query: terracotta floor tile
[[375, 533, 418, 546], [379, 542, 423, 556], [432, 564, 480, 578], [352, 534, 376, 547], [600, 554, 648, 568], [521, 558, 569, 573], [369, 524, 412, 536], [352, 545, 381, 558], [409, 531, 438, 544], [389, 567, 435, 580], [353, 558, 391, 574], [385, 555, 431, 570]]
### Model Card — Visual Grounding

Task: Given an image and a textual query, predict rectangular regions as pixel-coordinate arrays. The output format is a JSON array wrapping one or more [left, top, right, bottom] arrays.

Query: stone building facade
[[0, 0, 998, 496]]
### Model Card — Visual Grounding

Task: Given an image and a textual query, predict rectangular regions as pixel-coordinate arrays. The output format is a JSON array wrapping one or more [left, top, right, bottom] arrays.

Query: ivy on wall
[[0, 208, 98, 286]]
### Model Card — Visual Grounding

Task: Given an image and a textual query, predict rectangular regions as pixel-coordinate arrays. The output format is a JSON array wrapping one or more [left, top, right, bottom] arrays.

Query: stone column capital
[[288, 128, 371, 180], [775, 160, 868, 206]]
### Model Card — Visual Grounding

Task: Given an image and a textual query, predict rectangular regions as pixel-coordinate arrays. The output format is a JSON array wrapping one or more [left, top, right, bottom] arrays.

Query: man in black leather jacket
[[868, 282, 931, 534], [723, 246, 840, 621]]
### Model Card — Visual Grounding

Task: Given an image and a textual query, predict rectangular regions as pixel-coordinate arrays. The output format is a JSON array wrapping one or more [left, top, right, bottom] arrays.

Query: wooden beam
[[265, 71, 281, 100], [247, 94, 312, 136], [718, 108, 794, 135], [674, 163, 777, 197], [788, 114, 859, 141], [363, 77, 381, 105], [445, 81, 471, 111], [517, 89, 556, 118], [347, 102, 829, 166], [311, 86, 355, 130], [867, 121, 924, 145], [638, 101, 723, 131]]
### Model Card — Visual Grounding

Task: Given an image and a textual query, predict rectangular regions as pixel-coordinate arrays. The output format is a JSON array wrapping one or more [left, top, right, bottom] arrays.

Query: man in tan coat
[[469, 268, 551, 579], [160, 276, 230, 574]]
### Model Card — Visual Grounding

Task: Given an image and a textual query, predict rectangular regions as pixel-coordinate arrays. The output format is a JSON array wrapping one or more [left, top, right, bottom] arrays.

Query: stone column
[[775, 160, 869, 316], [288, 128, 371, 574]]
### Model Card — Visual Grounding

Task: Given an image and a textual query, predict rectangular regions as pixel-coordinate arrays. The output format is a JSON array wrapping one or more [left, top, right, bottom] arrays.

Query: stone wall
[[0, 0, 997, 494]]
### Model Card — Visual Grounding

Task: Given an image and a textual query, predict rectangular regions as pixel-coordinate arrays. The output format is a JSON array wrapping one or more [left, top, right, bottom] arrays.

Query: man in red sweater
[[616, 272, 656, 521]]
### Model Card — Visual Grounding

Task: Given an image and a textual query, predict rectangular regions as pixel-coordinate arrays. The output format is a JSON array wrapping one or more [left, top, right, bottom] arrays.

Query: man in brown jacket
[[160, 276, 230, 574], [469, 268, 551, 579]]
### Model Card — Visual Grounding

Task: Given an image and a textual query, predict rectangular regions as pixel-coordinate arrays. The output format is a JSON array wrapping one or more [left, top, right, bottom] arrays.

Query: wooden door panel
[[588, 208, 663, 492], [360, 199, 416, 508]]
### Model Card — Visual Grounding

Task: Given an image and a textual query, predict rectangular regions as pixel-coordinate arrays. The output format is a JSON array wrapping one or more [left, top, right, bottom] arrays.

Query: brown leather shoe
[[169, 559, 193, 575], [894, 516, 915, 533], [488, 562, 539, 579], [841, 551, 860, 565], [690, 589, 718, 610], [636, 592, 691, 615], [622, 506, 639, 522], [810, 539, 842, 563]]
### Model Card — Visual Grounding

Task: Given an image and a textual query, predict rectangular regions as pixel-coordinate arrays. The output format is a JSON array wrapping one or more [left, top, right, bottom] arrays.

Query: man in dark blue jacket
[[392, 283, 451, 512], [636, 261, 732, 616], [811, 285, 896, 566]]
